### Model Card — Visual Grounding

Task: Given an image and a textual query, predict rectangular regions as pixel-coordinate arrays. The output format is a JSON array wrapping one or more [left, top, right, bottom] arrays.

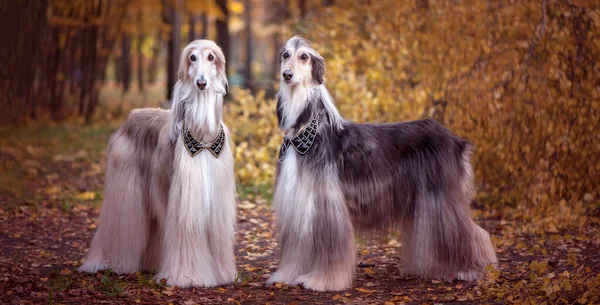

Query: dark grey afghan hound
[[266, 36, 498, 291]]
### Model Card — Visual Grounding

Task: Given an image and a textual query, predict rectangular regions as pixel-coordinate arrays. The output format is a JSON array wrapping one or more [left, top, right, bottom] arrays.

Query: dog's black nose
[[282, 70, 293, 81], [196, 79, 207, 90]]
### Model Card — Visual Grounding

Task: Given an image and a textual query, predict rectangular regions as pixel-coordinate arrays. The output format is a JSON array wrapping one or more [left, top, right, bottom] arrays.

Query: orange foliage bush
[[291, 0, 600, 229], [226, 89, 281, 193]]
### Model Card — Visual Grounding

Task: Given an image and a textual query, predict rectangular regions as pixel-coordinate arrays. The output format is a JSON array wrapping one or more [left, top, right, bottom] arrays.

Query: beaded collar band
[[278, 113, 318, 162], [182, 125, 226, 158]]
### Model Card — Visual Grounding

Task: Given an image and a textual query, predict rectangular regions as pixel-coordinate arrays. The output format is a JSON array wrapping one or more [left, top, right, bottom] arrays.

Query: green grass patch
[[0, 124, 118, 162], [60, 191, 104, 211], [136, 270, 167, 290], [237, 183, 273, 206], [235, 269, 265, 284], [47, 272, 73, 304], [0, 123, 117, 210], [98, 270, 126, 297]]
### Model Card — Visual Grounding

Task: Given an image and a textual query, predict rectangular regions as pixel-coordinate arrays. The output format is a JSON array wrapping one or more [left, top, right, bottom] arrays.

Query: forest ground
[[1, 123, 599, 305]]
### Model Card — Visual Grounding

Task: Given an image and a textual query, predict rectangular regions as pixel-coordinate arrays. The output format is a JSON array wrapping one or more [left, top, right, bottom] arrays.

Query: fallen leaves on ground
[[1, 124, 599, 304]]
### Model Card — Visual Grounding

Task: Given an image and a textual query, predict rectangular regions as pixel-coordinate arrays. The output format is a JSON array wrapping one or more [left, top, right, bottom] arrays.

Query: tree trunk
[[115, 55, 123, 84], [171, 0, 182, 98], [298, 0, 306, 18], [69, 31, 80, 95], [272, 33, 280, 79], [84, 0, 104, 122], [188, 13, 196, 42], [78, 1, 93, 117], [201, 13, 208, 38], [216, 0, 230, 74], [137, 9, 144, 92], [245, 0, 253, 91], [50, 28, 63, 120], [121, 34, 132, 93], [1, 0, 129, 122], [283, 0, 290, 19], [163, 0, 181, 100], [137, 36, 144, 92], [162, 0, 173, 99], [148, 31, 161, 84]]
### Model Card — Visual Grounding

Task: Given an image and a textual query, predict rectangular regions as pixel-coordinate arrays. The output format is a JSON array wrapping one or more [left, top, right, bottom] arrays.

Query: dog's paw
[[292, 273, 350, 292], [216, 268, 238, 286], [266, 271, 295, 286], [453, 268, 485, 281], [77, 259, 108, 274], [157, 271, 219, 288], [166, 276, 215, 288]]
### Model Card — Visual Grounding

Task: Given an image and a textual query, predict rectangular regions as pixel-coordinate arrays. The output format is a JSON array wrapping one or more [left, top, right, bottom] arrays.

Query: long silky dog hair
[[267, 36, 498, 291], [78, 40, 237, 288]]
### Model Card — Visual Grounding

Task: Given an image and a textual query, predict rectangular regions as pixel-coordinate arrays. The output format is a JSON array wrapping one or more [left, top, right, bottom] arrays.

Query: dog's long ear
[[310, 52, 325, 85], [169, 81, 187, 142], [177, 44, 193, 81], [214, 45, 228, 95]]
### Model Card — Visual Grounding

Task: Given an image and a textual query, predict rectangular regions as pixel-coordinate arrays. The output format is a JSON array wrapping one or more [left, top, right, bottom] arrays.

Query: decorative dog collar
[[182, 125, 225, 158], [278, 113, 318, 162]]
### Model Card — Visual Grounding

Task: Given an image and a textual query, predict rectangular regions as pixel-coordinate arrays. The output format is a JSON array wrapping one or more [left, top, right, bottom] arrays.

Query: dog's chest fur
[[170, 131, 236, 224], [274, 150, 316, 235]]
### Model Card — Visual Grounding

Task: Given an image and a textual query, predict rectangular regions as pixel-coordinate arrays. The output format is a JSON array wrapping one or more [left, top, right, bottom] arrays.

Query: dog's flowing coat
[[78, 40, 237, 288], [267, 36, 498, 291]]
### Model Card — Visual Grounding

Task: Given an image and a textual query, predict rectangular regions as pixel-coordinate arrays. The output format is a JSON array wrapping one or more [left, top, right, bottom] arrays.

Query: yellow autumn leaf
[[226, 298, 241, 305], [355, 287, 379, 293], [75, 191, 96, 200], [228, 1, 244, 14], [45, 186, 60, 194]]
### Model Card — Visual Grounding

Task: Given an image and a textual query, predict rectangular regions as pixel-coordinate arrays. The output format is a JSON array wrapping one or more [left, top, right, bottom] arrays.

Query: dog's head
[[178, 40, 227, 95], [169, 40, 227, 142], [279, 36, 325, 87]]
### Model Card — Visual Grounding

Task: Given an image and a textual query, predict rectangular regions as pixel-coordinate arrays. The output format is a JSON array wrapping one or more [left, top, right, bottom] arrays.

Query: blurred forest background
[[1, 0, 600, 303], [1, 0, 599, 231]]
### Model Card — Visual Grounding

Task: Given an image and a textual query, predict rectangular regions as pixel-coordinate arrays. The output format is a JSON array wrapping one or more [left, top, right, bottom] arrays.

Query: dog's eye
[[190, 54, 196, 62], [301, 54, 309, 61], [208, 54, 214, 61], [282, 52, 290, 59]]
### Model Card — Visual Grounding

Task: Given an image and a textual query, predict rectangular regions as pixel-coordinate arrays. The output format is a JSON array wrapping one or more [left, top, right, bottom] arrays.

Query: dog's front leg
[[155, 169, 219, 288], [157, 206, 218, 287], [266, 198, 313, 285], [291, 177, 356, 291]]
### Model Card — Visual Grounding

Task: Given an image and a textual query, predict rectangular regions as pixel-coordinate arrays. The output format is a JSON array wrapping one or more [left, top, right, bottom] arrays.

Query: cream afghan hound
[[267, 36, 498, 291], [78, 40, 237, 288]]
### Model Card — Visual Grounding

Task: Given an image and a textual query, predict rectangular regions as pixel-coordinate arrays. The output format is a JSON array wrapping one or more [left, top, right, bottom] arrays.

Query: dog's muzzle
[[196, 75, 207, 90]]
